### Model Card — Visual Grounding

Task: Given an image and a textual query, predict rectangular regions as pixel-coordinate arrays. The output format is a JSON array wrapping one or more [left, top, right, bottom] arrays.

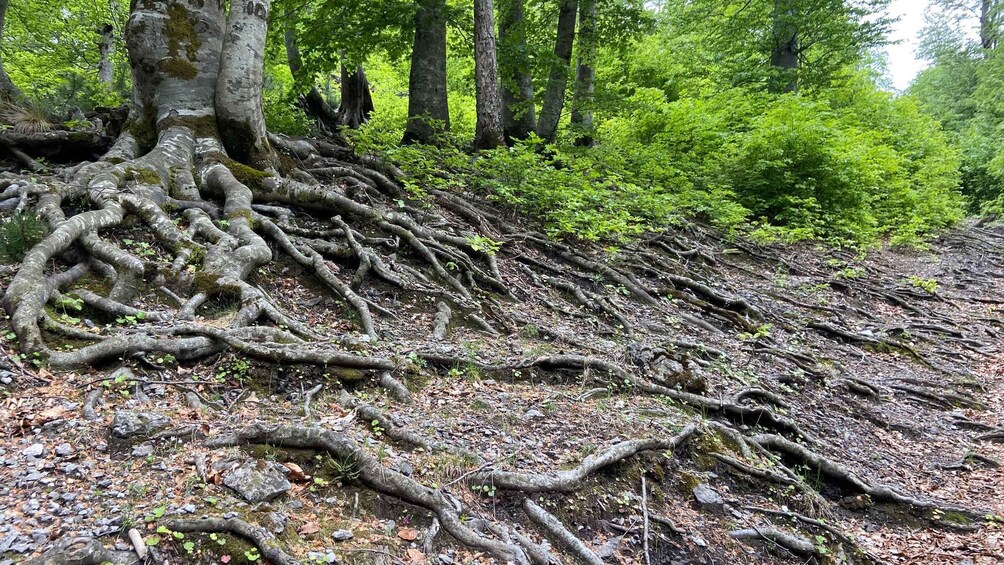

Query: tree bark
[[217, 0, 275, 167], [98, 23, 114, 86], [403, 0, 450, 145], [0, 0, 25, 103], [536, 0, 577, 142], [498, 0, 535, 140], [569, 0, 596, 146], [338, 61, 375, 129], [769, 0, 799, 93], [473, 0, 506, 150], [981, 0, 998, 50]]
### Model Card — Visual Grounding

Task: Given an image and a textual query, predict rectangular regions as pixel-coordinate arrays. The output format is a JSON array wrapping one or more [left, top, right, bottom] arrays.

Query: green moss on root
[[165, 3, 201, 61], [159, 57, 198, 80]]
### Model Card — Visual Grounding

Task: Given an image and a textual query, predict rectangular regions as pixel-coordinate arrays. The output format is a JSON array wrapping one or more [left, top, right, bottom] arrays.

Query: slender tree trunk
[[569, 0, 596, 146], [981, 0, 998, 50], [536, 0, 577, 142], [338, 62, 374, 129], [403, 0, 450, 145], [282, 10, 341, 132], [768, 0, 798, 93], [498, 0, 535, 141], [0, 0, 25, 103], [98, 23, 114, 86], [473, 0, 505, 150]]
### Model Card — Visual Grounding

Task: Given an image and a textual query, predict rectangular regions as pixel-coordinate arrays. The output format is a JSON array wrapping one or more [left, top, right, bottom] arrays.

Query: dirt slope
[[1, 172, 1003, 565]]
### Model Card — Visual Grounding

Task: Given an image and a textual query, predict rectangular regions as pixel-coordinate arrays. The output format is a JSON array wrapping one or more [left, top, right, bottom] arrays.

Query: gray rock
[[223, 460, 291, 503], [264, 511, 288, 534], [596, 537, 620, 560], [131, 444, 154, 457], [523, 409, 545, 419], [22, 444, 45, 458], [109, 411, 170, 439], [692, 484, 723, 509], [54, 444, 73, 457], [331, 529, 354, 542]]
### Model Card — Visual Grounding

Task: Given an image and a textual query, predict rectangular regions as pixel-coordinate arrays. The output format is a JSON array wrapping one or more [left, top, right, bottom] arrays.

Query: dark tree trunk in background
[[403, 0, 450, 144], [473, 0, 505, 150], [981, 0, 998, 50], [498, 0, 535, 140], [338, 62, 374, 129], [536, 0, 577, 142], [98, 23, 114, 86], [0, 0, 24, 103], [769, 0, 798, 93], [569, 0, 595, 146], [282, 7, 341, 133]]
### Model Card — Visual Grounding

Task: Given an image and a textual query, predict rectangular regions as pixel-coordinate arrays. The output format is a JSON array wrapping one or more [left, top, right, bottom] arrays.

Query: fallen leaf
[[406, 548, 425, 563], [398, 527, 420, 541], [220, 556, 231, 564], [284, 462, 308, 481], [299, 522, 321, 535]]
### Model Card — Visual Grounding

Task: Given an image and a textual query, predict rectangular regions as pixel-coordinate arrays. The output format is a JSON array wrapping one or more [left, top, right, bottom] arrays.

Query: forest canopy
[[0, 0, 997, 245]]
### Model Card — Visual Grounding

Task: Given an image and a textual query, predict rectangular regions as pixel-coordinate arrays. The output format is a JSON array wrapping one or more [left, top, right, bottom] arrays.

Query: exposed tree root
[[162, 518, 301, 565], [523, 498, 604, 565], [729, 526, 817, 557]]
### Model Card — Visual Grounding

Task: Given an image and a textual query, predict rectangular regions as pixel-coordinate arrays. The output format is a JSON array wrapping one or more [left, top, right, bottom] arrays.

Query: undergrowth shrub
[[0, 212, 48, 264]]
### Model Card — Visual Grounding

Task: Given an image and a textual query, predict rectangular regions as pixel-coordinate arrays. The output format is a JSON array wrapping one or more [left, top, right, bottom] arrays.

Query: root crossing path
[[2, 127, 1003, 564]]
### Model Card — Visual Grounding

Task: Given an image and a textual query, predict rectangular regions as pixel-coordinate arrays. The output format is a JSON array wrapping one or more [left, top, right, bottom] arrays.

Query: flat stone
[[109, 411, 170, 439], [692, 484, 723, 509], [131, 444, 154, 458], [223, 460, 291, 503], [22, 444, 45, 458], [523, 409, 545, 419], [331, 529, 354, 542], [54, 444, 73, 457]]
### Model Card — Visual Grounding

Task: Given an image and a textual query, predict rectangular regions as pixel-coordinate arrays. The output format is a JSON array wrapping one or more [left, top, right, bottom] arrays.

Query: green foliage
[[0, 212, 48, 264]]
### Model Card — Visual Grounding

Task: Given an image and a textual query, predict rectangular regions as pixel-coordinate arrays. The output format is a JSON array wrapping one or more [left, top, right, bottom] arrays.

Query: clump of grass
[[2, 104, 53, 134], [0, 212, 48, 263]]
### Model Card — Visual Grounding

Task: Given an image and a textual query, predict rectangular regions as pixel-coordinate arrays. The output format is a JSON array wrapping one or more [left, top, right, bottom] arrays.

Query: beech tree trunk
[[98, 23, 114, 86], [338, 62, 374, 129], [569, 0, 596, 146], [498, 0, 535, 141], [0, 0, 25, 103], [403, 0, 450, 145], [769, 0, 798, 93], [473, 0, 506, 150], [536, 0, 577, 142]]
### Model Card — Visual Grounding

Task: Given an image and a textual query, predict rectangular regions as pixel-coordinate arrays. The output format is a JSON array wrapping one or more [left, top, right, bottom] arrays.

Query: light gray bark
[[473, 0, 506, 149], [217, 0, 274, 166], [536, 0, 577, 142], [403, 0, 450, 144], [98, 23, 114, 86], [499, 0, 535, 140], [569, 0, 596, 146]]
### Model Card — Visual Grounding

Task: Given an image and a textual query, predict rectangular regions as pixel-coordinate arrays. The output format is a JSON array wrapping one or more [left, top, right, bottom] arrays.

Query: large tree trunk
[[338, 62, 375, 129], [768, 0, 798, 93], [536, 0, 577, 142], [403, 0, 450, 144], [498, 0, 535, 141], [473, 0, 506, 150], [0, 0, 25, 103], [569, 0, 596, 146]]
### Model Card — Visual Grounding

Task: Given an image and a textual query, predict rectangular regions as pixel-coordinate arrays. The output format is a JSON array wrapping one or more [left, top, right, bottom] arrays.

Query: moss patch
[[165, 2, 201, 62], [159, 115, 219, 138], [159, 57, 198, 80]]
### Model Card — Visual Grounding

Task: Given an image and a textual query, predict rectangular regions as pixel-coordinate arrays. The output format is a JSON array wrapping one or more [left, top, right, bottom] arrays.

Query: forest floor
[[1, 164, 1003, 565]]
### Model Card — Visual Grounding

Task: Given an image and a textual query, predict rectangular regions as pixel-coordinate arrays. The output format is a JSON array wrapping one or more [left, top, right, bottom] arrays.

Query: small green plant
[[465, 235, 502, 255], [370, 419, 385, 437], [0, 213, 48, 264], [835, 266, 865, 279], [738, 323, 773, 342], [906, 276, 939, 294]]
